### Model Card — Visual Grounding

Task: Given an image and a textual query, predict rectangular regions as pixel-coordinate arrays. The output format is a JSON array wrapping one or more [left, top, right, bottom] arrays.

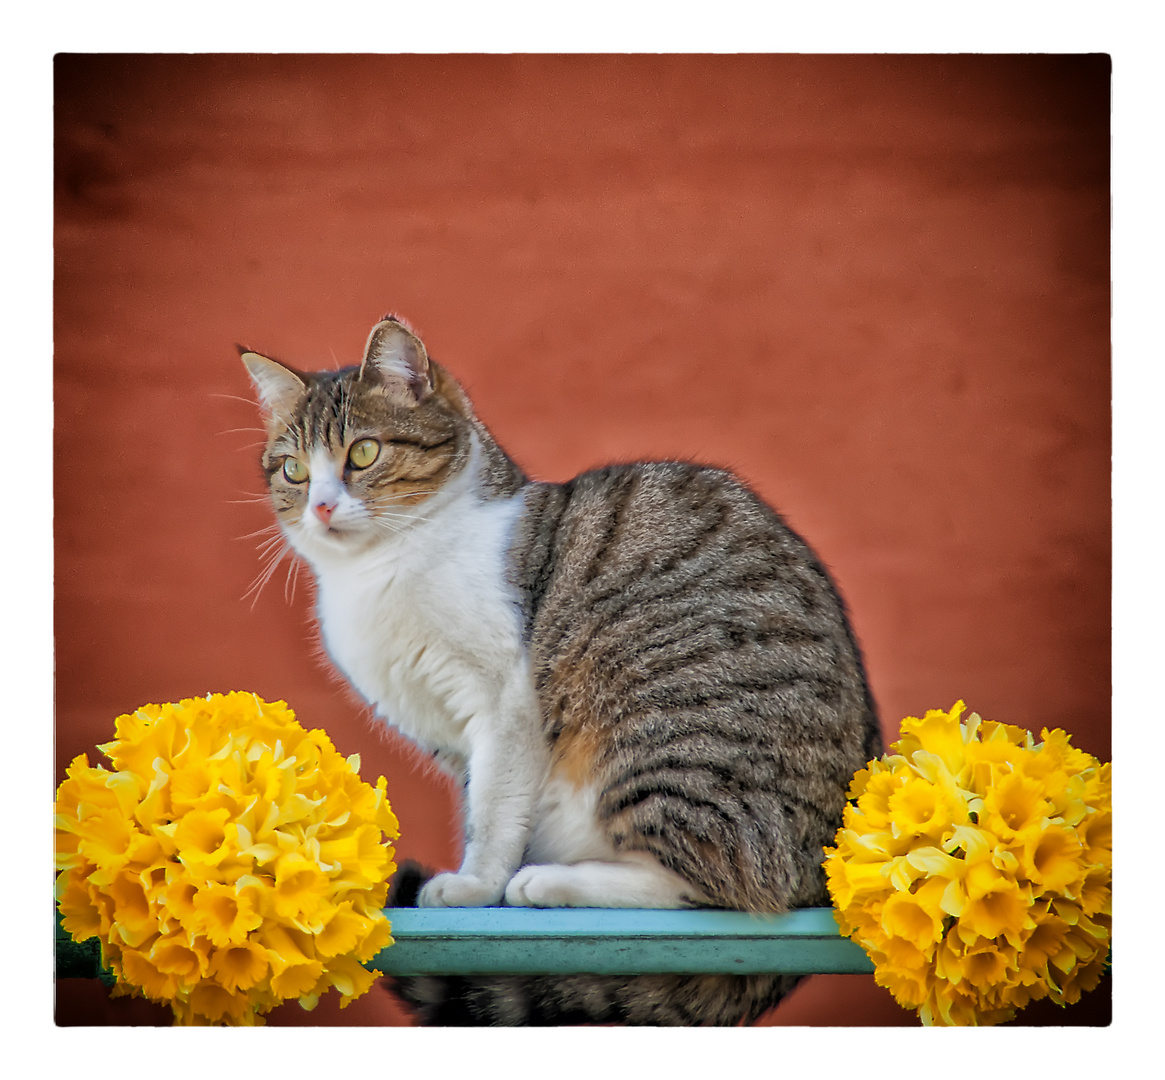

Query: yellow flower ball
[[54, 692, 400, 1025], [824, 702, 1111, 1026]]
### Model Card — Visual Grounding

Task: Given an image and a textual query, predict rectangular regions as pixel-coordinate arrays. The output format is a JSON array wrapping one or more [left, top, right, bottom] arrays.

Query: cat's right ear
[[239, 348, 306, 421], [360, 318, 434, 404]]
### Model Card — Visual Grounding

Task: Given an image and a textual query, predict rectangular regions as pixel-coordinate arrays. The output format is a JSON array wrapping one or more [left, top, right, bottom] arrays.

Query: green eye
[[282, 457, 309, 484], [347, 438, 380, 470]]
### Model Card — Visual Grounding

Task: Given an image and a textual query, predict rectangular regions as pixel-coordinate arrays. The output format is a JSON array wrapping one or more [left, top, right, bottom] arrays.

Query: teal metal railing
[[369, 906, 873, 975]]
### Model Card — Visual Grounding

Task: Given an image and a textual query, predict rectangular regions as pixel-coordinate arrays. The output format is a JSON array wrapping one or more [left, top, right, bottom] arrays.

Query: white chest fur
[[306, 485, 530, 761]]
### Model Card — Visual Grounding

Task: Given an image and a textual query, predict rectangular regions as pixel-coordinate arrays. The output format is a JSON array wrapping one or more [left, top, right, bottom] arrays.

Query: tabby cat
[[242, 316, 882, 1025]]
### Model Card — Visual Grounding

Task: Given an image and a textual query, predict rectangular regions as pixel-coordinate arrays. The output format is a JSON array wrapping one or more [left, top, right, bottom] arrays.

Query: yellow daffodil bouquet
[[824, 701, 1111, 1025], [54, 692, 400, 1025]]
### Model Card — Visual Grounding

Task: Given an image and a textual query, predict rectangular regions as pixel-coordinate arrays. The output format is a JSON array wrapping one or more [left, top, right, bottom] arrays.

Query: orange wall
[[54, 54, 1110, 1026]]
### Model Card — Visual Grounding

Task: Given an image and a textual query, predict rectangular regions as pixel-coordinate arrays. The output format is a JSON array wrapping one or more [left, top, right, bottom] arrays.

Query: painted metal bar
[[370, 906, 873, 976]]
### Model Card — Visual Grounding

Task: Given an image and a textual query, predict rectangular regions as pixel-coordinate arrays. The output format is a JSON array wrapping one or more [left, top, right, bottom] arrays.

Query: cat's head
[[242, 317, 477, 560]]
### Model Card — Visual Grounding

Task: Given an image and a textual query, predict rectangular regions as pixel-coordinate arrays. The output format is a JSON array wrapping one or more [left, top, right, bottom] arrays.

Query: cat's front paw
[[417, 872, 504, 908], [504, 864, 574, 908]]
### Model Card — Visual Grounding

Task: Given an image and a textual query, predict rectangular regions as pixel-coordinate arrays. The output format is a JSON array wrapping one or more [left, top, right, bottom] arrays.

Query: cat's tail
[[383, 861, 802, 1027]]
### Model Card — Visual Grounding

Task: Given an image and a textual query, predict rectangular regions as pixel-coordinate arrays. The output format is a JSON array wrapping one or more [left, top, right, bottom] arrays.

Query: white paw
[[418, 872, 503, 908], [504, 864, 574, 908], [504, 858, 705, 908]]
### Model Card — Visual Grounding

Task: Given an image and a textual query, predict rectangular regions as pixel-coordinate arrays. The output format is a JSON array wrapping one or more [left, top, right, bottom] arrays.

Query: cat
[[241, 315, 883, 1025]]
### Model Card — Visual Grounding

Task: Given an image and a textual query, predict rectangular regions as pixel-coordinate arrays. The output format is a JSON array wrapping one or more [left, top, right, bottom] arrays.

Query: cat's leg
[[503, 853, 707, 909], [418, 672, 549, 908]]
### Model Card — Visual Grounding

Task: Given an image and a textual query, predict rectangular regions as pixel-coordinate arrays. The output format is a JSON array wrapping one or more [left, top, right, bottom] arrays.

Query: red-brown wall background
[[54, 54, 1110, 1026]]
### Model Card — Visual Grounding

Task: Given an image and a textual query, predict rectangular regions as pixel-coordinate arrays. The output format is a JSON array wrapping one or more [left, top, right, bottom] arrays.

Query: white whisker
[[256, 536, 286, 558], [217, 426, 267, 437], [243, 544, 290, 609], [283, 554, 306, 605], [369, 489, 442, 507], [368, 506, 437, 530], [209, 391, 265, 408], [368, 512, 434, 536], [226, 495, 274, 506], [236, 523, 282, 542]]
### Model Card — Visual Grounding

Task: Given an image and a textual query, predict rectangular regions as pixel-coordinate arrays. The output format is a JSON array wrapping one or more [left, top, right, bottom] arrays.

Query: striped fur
[[243, 317, 882, 1026], [511, 465, 882, 913]]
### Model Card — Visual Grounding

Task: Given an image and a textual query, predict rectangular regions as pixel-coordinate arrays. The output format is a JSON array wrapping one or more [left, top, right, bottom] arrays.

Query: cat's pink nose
[[314, 500, 336, 525]]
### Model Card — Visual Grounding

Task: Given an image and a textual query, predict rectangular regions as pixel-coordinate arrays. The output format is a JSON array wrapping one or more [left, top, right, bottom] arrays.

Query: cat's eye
[[347, 438, 381, 470], [282, 457, 309, 484]]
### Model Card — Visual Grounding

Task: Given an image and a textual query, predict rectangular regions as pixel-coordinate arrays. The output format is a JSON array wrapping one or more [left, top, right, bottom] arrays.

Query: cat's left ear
[[240, 349, 306, 421], [360, 317, 434, 403]]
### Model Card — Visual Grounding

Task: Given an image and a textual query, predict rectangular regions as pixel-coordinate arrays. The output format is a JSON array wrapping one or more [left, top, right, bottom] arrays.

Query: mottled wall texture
[[54, 54, 1110, 1026]]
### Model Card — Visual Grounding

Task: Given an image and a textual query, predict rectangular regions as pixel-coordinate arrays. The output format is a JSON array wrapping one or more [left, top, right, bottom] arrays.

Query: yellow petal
[[323, 954, 378, 1006], [189, 882, 262, 948], [208, 939, 270, 993], [880, 878, 947, 951], [896, 702, 968, 773]]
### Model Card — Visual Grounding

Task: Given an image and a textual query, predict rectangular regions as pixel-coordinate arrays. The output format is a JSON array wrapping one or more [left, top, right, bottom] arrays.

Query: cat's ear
[[240, 348, 305, 420], [360, 317, 434, 403]]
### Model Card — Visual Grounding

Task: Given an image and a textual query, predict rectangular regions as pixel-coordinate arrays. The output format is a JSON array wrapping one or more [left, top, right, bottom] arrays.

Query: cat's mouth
[[317, 521, 355, 539], [295, 515, 355, 544]]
